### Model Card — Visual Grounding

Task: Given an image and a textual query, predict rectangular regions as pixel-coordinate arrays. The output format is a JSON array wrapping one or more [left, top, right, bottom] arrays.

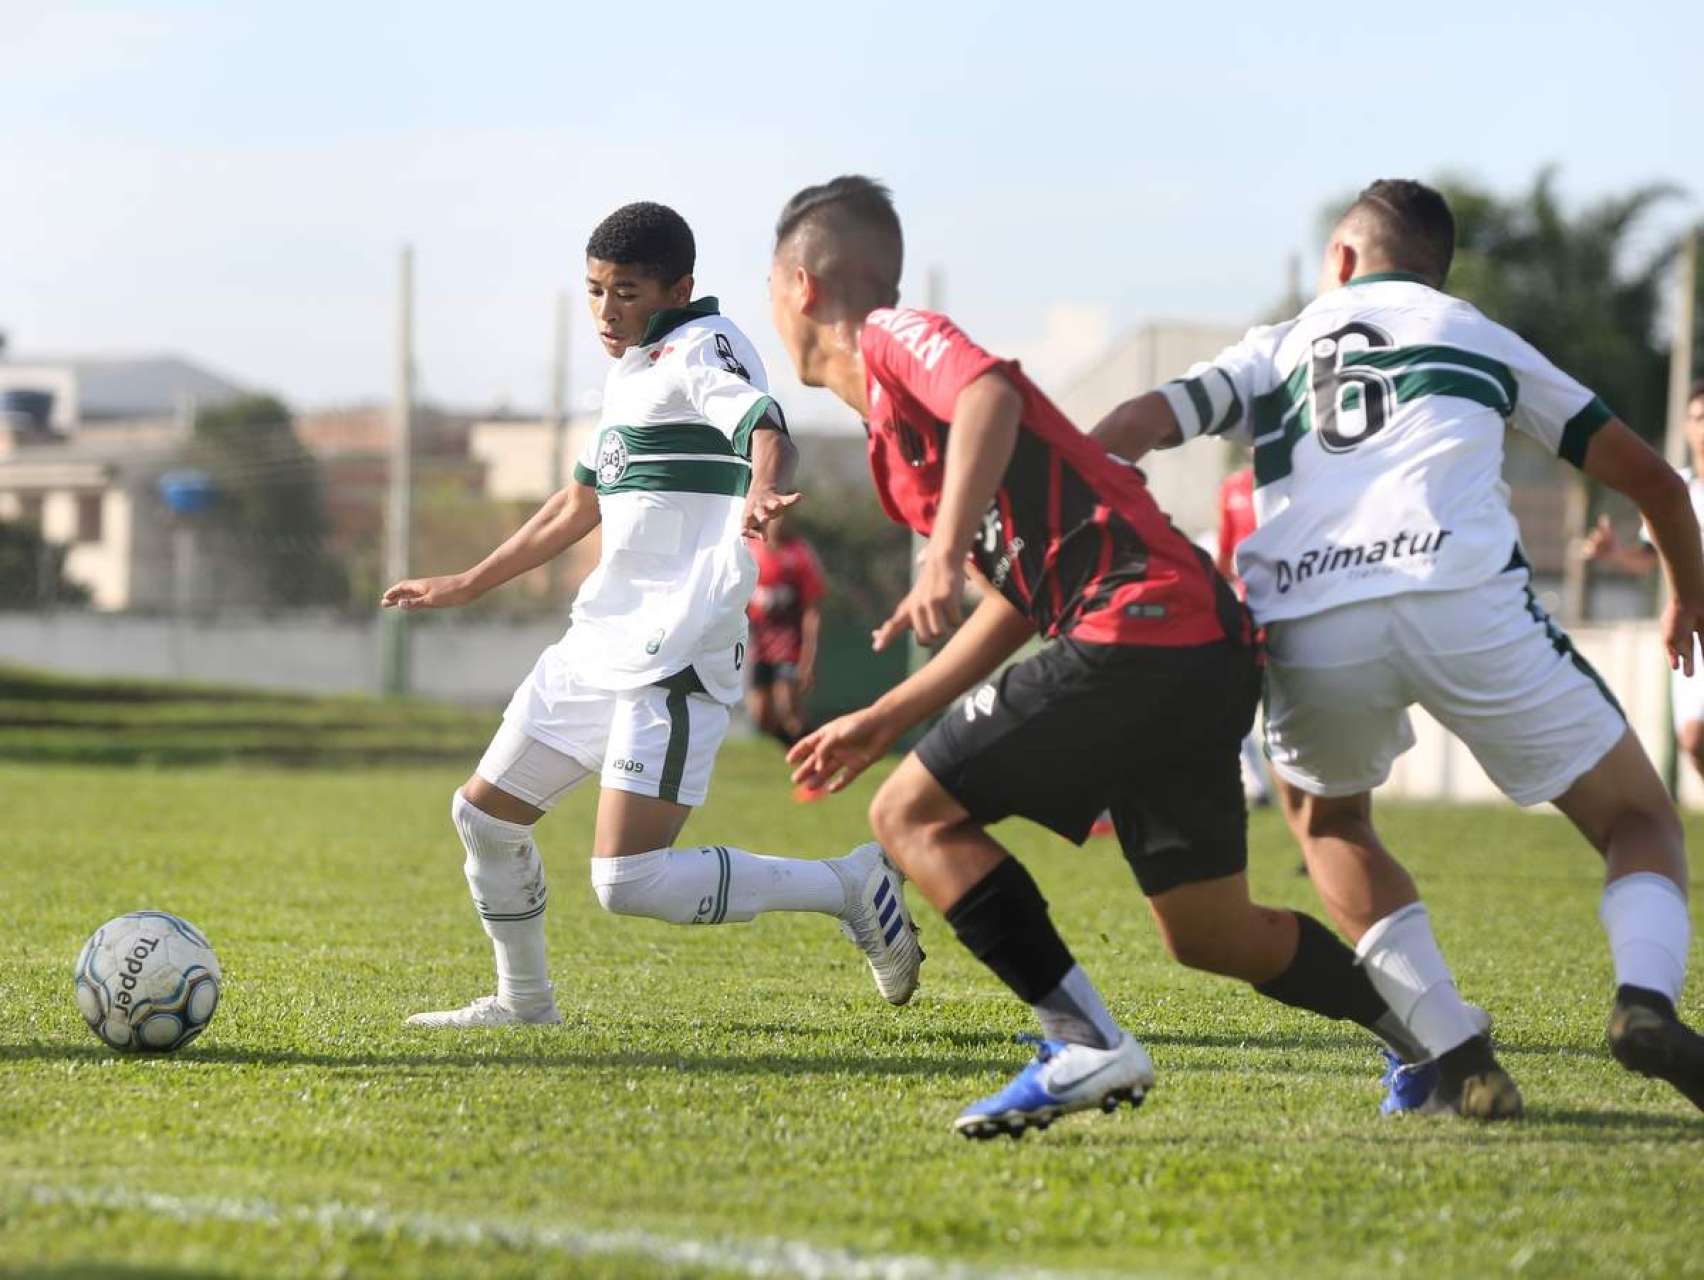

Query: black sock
[[1616, 984, 1678, 1021], [1254, 912, 1392, 1030], [1437, 1034, 1497, 1093], [943, 857, 1075, 1004], [768, 726, 800, 750]]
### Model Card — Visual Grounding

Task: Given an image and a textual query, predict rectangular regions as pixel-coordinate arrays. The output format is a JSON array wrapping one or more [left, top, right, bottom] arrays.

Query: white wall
[[0, 613, 564, 704], [1, 614, 1693, 805]]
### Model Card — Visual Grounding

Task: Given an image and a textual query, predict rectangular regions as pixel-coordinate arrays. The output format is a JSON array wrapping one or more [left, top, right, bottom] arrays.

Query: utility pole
[[1665, 229, 1699, 469], [545, 289, 570, 603], [1659, 229, 1699, 795], [381, 244, 415, 697]]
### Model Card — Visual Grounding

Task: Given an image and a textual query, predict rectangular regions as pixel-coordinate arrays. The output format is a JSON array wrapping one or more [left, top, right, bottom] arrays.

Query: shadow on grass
[[0, 1040, 1006, 1080], [3, 1026, 1393, 1081], [1529, 1105, 1704, 1133], [0, 743, 480, 769], [1, 1267, 239, 1280]]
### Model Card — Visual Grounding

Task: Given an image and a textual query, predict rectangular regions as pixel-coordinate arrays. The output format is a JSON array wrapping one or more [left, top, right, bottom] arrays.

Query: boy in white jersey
[[1586, 383, 1704, 781], [1093, 179, 1704, 1116], [382, 202, 921, 1027]]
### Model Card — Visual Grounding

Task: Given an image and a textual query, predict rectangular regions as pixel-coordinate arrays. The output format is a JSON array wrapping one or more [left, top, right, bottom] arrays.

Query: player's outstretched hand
[[380, 573, 476, 611], [1581, 514, 1620, 561], [873, 550, 965, 651], [787, 707, 900, 794], [1662, 597, 1704, 676], [742, 485, 803, 539]]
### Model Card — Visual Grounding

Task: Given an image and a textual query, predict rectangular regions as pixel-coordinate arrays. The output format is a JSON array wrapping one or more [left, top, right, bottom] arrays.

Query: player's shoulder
[[665, 306, 768, 385]]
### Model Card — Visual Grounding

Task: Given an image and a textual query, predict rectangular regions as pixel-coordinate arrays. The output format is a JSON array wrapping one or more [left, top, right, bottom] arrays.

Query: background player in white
[[1093, 179, 1704, 1116], [381, 202, 920, 1027], [1585, 381, 1704, 781]]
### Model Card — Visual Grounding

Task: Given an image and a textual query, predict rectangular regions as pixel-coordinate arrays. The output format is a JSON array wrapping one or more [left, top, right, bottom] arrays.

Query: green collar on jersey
[[1346, 270, 1432, 288], [639, 296, 720, 347]]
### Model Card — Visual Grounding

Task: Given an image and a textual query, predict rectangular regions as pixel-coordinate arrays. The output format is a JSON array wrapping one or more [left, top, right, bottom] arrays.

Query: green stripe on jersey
[[1341, 344, 1518, 406], [732, 396, 784, 458], [605, 423, 739, 456], [1559, 396, 1613, 468], [601, 458, 751, 497], [572, 461, 596, 487], [1251, 344, 1520, 489]]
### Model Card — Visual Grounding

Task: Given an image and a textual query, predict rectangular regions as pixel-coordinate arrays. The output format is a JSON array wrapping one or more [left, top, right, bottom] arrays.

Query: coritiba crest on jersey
[[596, 431, 629, 485]]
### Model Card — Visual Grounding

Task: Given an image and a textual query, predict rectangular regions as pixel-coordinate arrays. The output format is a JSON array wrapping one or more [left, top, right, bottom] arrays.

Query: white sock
[[451, 791, 553, 1011], [1239, 733, 1269, 801], [590, 845, 846, 925], [1034, 964, 1122, 1048], [1600, 872, 1690, 1002], [1355, 903, 1480, 1058]]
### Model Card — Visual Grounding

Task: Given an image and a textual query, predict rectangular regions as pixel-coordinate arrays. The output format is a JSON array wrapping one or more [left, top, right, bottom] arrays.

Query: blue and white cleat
[[1378, 1049, 1441, 1115], [955, 1033, 1155, 1140], [1377, 1003, 1493, 1115], [831, 842, 923, 1005]]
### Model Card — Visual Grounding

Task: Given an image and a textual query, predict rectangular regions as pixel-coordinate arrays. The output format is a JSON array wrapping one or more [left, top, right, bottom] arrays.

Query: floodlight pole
[[546, 289, 570, 603], [381, 244, 416, 697]]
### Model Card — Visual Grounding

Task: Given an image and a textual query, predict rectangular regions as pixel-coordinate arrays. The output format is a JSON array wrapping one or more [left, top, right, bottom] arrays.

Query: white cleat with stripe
[[404, 995, 562, 1028], [832, 842, 923, 1006]]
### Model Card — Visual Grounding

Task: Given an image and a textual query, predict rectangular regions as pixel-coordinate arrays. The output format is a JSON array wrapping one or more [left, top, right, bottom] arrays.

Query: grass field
[[2, 669, 1701, 1279]]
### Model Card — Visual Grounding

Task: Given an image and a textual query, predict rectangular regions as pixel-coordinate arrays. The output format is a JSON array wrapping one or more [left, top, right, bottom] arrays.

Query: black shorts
[[748, 660, 798, 689], [914, 637, 1260, 896]]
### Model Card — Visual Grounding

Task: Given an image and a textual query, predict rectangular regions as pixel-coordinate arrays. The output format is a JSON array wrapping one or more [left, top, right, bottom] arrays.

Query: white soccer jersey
[[1159, 273, 1613, 622], [558, 298, 781, 704]]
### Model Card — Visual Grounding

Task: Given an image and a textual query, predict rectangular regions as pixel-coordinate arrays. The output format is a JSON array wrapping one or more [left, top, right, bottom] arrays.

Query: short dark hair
[[1691, 380, 1704, 404], [774, 175, 904, 311], [585, 202, 695, 283], [1341, 179, 1456, 287]]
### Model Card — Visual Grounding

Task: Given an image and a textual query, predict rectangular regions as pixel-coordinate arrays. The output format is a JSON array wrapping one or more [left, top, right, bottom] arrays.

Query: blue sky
[[2, 0, 1698, 427]]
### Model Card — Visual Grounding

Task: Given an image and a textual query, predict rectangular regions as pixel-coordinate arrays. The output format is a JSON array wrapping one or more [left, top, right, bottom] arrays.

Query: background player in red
[[1214, 466, 1272, 808], [768, 175, 1430, 1138], [744, 512, 826, 750]]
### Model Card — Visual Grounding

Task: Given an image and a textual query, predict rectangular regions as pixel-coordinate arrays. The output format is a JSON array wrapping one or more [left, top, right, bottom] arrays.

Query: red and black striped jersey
[[859, 307, 1242, 648]]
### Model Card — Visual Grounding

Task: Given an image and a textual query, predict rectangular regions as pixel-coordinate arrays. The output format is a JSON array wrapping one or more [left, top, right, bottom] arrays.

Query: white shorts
[[480, 650, 729, 810], [1264, 570, 1626, 807]]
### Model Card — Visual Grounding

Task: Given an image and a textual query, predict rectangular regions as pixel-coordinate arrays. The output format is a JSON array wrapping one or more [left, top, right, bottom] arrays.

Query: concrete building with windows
[[0, 353, 254, 609]]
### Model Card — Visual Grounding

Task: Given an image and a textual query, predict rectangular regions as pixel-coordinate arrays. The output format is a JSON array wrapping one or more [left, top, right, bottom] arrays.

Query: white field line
[[19, 1185, 1151, 1280]]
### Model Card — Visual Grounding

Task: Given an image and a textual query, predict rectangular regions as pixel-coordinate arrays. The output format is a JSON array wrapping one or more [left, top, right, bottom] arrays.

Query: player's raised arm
[[1092, 328, 1282, 463], [380, 478, 602, 610], [1090, 391, 1184, 461], [789, 588, 1034, 793], [874, 371, 1023, 650], [1579, 421, 1704, 673], [743, 411, 802, 536]]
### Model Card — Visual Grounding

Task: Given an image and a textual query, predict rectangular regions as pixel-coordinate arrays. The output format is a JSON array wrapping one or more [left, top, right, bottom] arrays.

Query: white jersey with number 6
[[1159, 272, 1613, 623]]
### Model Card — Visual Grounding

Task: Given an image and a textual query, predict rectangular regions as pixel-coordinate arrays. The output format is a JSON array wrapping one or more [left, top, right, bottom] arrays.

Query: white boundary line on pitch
[[20, 1185, 1153, 1280]]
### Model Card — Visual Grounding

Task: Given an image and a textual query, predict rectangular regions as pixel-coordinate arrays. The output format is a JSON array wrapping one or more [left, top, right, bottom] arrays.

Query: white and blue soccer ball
[[73, 911, 221, 1053]]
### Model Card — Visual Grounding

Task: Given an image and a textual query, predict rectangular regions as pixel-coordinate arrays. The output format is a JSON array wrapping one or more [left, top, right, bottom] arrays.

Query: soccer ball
[[73, 911, 221, 1053]]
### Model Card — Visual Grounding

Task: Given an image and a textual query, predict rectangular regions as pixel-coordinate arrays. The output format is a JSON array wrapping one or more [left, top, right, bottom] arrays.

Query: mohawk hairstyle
[[1341, 179, 1456, 287], [585, 201, 695, 284], [774, 175, 904, 312]]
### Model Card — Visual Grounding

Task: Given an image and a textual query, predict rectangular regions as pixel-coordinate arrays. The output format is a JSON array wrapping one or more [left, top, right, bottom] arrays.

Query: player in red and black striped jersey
[[768, 175, 1424, 1137]]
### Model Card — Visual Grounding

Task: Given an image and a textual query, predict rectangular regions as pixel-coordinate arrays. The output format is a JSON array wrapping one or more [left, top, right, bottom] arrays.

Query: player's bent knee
[[588, 851, 689, 922]]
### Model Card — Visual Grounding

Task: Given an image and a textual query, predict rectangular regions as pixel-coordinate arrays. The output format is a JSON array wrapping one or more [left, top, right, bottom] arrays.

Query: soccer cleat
[[955, 1033, 1155, 1140], [1434, 1034, 1523, 1120], [1378, 1050, 1442, 1116], [404, 995, 562, 1028], [1377, 1002, 1494, 1115], [1607, 999, 1704, 1112], [831, 842, 923, 1006]]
